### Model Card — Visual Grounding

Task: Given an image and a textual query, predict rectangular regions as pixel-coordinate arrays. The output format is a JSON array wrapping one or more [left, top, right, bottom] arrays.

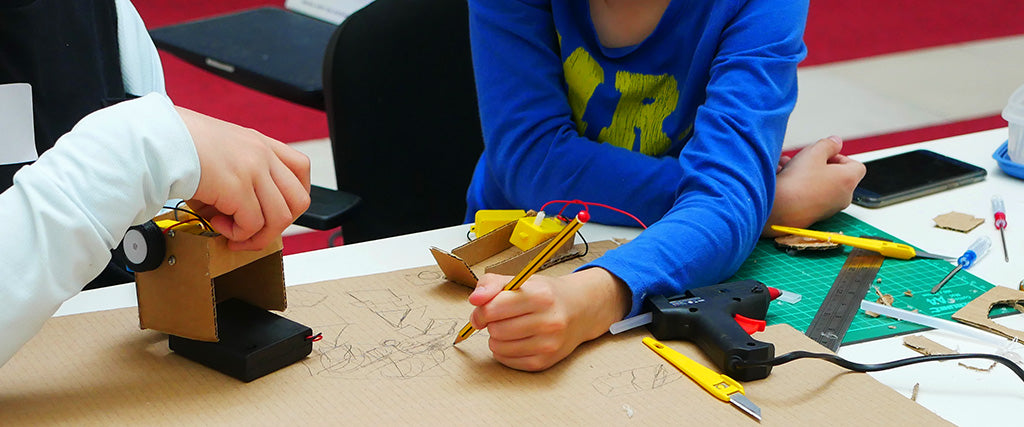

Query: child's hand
[[175, 106, 311, 251], [468, 268, 630, 371], [763, 136, 866, 237]]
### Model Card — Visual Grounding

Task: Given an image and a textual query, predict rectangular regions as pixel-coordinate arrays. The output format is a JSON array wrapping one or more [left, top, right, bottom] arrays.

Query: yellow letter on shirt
[[563, 47, 604, 136], [599, 71, 677, 156]]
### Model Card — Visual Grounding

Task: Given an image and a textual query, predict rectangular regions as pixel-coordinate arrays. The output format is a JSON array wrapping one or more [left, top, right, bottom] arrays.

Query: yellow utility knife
[[643, 337, 762, 421], [770, 225, 954, 261]]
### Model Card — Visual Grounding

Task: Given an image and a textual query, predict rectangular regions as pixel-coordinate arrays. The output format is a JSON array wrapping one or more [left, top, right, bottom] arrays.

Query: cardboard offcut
[[952, 286, 1024, 342], [134, 213, 286, 342], [903, 335, 957, 356], [932, 211, 985, 233]]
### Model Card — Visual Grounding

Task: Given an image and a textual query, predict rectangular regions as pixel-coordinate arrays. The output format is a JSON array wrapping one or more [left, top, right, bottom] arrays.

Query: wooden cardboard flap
[[485, 237, 577, 276], [452, 219, 517, 265], [208, 236, 283, 278], [212, 251, 286, 311], [430, 247, 478, 288], [136, 230, 218, 341]]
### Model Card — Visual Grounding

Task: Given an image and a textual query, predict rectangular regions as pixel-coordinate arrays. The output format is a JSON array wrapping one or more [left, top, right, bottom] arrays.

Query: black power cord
[[734, 351, 1024, 382]]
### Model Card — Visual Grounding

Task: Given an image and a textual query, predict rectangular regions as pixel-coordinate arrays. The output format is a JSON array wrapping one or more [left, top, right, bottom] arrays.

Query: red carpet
[[804, 0, 1024, 66], [134, 1, 326, 144]]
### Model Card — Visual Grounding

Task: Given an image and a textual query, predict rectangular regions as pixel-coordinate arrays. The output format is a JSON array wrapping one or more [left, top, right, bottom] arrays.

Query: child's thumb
[[468, 274, 509, 305]]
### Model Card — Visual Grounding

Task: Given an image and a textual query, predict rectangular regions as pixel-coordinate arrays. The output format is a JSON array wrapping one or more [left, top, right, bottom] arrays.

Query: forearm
[[0, 93, 199, 366], [565, 267, 631, 339]]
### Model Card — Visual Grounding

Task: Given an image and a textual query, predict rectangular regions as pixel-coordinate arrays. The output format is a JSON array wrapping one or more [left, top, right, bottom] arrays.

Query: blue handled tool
[[931, 236, 992, 294]]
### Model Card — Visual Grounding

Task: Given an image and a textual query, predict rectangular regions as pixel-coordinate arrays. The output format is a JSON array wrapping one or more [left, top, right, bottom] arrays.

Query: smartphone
[[852, 149, 986, 208]]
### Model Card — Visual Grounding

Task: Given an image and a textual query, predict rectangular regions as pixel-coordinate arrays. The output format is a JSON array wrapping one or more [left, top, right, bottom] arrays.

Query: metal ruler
[[805, 246, 885, 351]]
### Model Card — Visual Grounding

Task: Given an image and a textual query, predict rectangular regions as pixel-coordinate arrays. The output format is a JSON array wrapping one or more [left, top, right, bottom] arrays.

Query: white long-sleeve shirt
[[0, 1, 197, 367], [0, 93, 199, 367]]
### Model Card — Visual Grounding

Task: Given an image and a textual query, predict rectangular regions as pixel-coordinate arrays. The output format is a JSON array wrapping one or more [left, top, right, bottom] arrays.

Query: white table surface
[[58, 128, 1023, 426]]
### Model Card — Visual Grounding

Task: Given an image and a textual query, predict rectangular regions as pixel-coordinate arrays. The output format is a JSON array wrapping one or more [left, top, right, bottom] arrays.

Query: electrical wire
[[539, 199, 647, 229], [576, 229, 589, 258], [163, 219, 204, 234], [163, 203, 213, 230], [734, 351, 1024, 382]]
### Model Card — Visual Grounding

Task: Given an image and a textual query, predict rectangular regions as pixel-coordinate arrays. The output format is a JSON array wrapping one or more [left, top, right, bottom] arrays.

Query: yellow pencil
[[452, 211, 589, 345]]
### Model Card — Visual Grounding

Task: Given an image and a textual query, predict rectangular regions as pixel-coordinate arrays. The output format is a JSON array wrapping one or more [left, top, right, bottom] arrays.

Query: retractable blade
[[729, 393, 762, 421], [643, 337, 762, 421]]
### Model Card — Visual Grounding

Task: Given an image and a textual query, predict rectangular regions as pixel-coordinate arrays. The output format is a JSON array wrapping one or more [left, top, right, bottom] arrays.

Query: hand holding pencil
[[453, 211, 589, 345]]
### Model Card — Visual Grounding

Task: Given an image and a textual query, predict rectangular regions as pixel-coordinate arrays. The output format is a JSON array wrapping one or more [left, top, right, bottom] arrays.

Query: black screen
[[857, 150, 984, 196]]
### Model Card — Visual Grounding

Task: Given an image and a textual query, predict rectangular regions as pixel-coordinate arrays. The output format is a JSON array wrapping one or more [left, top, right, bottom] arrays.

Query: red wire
[[539, 199, 647, 229], [162, 219, 201, 234]]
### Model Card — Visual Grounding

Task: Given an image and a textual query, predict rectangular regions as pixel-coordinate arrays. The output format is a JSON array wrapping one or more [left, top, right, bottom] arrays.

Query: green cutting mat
[[729, 212, 1013, 345]]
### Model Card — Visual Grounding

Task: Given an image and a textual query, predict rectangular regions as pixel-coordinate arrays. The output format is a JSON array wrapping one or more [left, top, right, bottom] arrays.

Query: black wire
[[162, 204, 213, 230], [172, 200, 186, 220], [735, 350, 1024, 382], [576, 230, 589, 258]]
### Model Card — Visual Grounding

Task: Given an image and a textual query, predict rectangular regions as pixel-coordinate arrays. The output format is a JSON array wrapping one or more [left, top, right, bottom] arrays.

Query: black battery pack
[[169, 298, 313, 382]]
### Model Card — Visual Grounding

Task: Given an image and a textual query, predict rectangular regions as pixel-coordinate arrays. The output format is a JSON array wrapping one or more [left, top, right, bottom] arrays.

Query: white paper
[[285, 0, 374, 25], [0, 83, 37, 165]]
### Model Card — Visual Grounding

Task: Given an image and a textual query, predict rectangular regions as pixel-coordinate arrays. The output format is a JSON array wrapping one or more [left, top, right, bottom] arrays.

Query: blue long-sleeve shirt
[[465, 0, 807, 317]]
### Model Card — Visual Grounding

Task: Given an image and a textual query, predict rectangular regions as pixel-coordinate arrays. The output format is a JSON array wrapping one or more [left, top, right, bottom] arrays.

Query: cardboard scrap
[[957, 362, 998, 372], [773, 234, 841, 251], [873, 286, 894, 307], [0, 241, 952, 425], [865, 286, 895, 318], [903, 335, 957, 356], [932, 211, 984, 233], [951, 286, 1024, 342]]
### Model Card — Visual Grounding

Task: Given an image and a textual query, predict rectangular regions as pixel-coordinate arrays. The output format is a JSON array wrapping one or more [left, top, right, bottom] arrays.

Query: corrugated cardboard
[[932, 211, 985, 233], [952, 286, 1024, 342], [430, 217, 577, 288], [134, 213, 285, 342], [0, 241, 950, 425]]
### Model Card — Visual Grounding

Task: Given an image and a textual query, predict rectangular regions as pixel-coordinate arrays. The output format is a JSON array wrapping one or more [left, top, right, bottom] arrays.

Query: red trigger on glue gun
[[732, 287, 781, 335]]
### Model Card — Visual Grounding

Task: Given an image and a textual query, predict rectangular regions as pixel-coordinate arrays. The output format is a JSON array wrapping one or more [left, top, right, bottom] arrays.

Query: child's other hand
[[468, 268, 630, 371], [763, 136, 866, 237], [175, 106, 311, 251]]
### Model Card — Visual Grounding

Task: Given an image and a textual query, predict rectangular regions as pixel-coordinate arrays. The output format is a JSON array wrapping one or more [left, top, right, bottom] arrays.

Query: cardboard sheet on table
[[1, 241, 948, 425]]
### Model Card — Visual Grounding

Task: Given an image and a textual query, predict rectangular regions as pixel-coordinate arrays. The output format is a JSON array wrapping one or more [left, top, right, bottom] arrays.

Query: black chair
[[150, 7, 337, 110], [322, 0, 483, 244]]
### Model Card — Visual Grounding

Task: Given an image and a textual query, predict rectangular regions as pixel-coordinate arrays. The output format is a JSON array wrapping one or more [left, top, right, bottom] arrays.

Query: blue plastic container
[[993, 140, 1024, 180]]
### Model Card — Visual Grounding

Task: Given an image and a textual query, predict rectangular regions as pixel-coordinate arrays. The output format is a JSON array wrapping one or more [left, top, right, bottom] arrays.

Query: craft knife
[[643, 337, 762, 421], [771, 225, 954, 261]]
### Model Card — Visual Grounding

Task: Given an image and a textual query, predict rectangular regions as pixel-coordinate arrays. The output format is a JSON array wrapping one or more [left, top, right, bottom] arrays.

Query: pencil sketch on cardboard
[[591, 364, 682, 397], [300, 288, 460, 379]]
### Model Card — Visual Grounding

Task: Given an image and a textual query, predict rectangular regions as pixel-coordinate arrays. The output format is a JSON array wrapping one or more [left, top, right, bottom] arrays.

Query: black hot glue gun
[[644, 280, 780, 381]]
